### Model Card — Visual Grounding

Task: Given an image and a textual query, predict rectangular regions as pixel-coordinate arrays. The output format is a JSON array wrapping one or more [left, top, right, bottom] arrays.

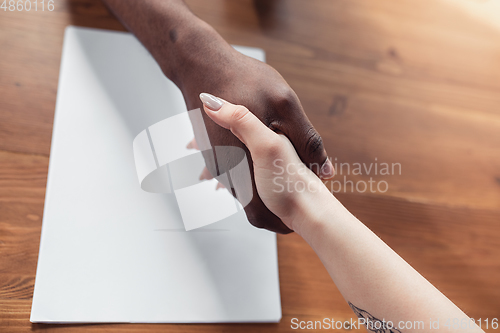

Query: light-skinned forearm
[[297, 193, 483, 332], [198, 92, 484, 332]]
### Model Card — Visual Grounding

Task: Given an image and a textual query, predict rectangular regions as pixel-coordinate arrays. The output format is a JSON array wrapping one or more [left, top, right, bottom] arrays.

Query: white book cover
[[30, 26, 281, 324]]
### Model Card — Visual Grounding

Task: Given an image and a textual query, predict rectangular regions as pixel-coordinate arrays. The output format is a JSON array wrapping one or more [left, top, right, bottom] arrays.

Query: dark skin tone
[[102, 0, 333, 234]]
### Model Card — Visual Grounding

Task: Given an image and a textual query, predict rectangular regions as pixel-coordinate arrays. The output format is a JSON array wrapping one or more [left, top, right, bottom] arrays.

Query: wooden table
[[1, 0, 499, 331]]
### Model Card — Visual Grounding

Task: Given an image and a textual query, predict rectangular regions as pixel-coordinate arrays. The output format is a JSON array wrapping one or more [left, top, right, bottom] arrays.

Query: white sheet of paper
[[30, 26, 281, 323], [148, 112, 199, 166]]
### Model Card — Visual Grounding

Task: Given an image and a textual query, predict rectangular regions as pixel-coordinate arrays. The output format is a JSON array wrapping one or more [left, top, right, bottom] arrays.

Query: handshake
[[195, 93, 336, 235], [103, 0, 334, 234], [179, 53, 334, 234]]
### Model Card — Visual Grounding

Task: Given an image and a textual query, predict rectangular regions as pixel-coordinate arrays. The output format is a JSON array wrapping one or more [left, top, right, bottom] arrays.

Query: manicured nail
[[320, 159, 335, 179], [199, 93, 224, 111]]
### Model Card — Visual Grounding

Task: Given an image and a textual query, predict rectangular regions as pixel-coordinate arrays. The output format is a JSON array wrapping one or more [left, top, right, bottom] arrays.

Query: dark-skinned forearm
[[102, 0, 234, 92]]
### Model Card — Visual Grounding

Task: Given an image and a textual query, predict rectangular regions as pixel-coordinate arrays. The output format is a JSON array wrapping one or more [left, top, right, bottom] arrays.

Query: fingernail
[[199, 93, 224, 111], [320, 159, 335, 179]]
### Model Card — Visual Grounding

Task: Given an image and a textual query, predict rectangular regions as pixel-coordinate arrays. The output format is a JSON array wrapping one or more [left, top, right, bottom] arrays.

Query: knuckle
[[266, 86, 298, 111], [262, 136, 285, 158], [229, 105, 251, 124], [304, 127, 324, 159]]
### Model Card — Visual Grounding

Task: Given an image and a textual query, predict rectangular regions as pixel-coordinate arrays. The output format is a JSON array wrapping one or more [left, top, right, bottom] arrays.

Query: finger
[[279, 98, 334, 179], [216, 182, 225, 190], [298, 125, 334, 179], [186, 138, 199, 150], [199, 167, 214, 181], [199, 93, 283, 163]]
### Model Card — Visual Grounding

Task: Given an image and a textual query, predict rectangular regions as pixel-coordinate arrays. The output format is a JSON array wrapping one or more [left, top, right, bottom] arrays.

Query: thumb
[[199, 93, 286, 165]]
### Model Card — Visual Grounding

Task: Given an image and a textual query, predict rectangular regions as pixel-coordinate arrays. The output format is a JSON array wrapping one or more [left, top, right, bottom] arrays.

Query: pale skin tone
[[199, 93, 484, 333]]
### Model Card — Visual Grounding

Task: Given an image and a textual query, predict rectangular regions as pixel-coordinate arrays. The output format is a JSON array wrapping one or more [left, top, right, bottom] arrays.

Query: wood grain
[[1, 0, 499, 331]]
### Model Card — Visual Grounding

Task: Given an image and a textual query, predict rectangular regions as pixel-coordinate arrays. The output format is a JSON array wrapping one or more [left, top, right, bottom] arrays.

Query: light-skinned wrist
[[289, 189, 337, 241]]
